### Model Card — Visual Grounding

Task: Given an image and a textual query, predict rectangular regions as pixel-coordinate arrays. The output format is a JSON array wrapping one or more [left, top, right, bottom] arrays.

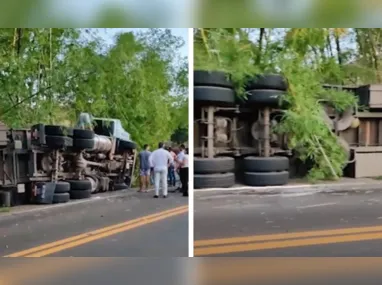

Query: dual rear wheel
[[194, 156, 290, 189]]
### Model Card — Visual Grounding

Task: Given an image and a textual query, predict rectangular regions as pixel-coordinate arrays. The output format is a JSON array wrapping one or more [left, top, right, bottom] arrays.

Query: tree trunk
[[256, 28, 265, 65], [12, 28, 22, 56], [334, 32, 343, 66], [367, 29, 381, 82], [355, 29, 364, 55], [327, 33, 333, 57], [355, 29, 373, 70]]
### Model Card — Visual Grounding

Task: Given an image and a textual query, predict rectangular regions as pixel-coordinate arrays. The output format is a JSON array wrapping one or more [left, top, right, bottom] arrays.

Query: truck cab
[[77, 113, 136, 149]]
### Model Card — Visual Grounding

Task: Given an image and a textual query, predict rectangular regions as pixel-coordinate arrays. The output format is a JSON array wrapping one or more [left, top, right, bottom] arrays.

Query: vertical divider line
[[188, 27, 195, 258]]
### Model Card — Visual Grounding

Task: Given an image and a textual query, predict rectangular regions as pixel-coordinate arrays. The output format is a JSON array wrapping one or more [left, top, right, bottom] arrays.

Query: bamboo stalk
[[313, 135, 338, 179], [12, 28, 17, 54], [200, 28, 210, 58]]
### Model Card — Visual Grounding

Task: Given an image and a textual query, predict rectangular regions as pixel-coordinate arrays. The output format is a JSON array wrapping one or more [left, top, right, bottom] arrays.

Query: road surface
[[0, 190, 188, 258], [194, 188, 382, 256]]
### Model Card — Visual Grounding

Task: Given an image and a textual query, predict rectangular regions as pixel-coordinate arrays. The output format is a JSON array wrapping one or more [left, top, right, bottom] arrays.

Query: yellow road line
[[5, 205, 188, 257], [194, 225, 382, 247], [194, 231, 382, 256]]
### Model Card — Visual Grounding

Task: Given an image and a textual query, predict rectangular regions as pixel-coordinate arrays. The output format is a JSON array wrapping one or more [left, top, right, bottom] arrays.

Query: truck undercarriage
[[194, 71, 382, 188], [0, 113, 137, 206]]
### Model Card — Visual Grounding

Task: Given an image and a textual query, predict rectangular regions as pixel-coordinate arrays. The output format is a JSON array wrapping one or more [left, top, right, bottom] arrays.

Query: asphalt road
[[194, 188, 382, 256], [0, 190, 188, 258]]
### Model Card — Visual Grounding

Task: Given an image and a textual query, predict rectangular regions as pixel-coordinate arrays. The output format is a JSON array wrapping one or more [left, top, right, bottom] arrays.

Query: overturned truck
[[194, 70, 382, 189], [0, 113, 137, 206]]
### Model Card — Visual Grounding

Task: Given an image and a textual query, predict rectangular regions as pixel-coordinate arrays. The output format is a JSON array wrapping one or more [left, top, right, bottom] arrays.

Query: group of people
[[138, 142, 188, 198]]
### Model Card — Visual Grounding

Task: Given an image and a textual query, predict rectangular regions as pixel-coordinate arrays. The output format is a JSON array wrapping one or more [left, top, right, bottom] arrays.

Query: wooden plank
[[355, 146, 382, 152], [365, 121, 371, 146], [355, 152, 382, 178], [378, 121, 382, 145], [357, 112, 382, 118], [370, 120, 378, 145], [358, 120, 365, 146]]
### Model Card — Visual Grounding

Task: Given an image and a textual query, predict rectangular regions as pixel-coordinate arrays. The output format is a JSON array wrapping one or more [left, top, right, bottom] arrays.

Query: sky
[[96, 28, 189, 58]]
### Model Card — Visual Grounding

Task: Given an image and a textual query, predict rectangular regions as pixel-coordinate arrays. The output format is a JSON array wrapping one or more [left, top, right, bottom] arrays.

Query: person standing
[[168, 147, 177, 187], [173, 147, 182, 192], [176, 144, 189, 197], [138, 144, 151, 193], [150, 166, 154, 186], [149, 142, 173, 198]]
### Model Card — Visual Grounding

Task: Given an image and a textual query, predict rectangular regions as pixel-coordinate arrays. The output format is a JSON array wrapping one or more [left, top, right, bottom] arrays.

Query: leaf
[[0, 28, 188, 151]]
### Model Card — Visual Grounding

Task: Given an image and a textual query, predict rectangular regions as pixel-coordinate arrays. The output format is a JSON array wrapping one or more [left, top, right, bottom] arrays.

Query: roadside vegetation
[[0, 28, 188, 149], [194, 28, 381, 181]]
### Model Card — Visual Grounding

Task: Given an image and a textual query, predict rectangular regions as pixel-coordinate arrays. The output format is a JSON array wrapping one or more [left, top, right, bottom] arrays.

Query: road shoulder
[[195, 177, 382, 196]]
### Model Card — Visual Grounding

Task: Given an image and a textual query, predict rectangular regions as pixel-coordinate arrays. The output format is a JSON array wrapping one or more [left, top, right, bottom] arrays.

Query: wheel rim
[[86, 176, 98, 193]]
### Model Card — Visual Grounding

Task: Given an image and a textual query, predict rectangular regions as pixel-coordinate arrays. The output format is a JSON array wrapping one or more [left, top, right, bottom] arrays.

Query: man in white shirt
[[149, 142, 174, 198], [176, 144, 188, 197]]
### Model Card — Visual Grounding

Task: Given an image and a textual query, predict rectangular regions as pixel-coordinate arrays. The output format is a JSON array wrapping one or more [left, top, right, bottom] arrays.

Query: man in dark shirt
[[138, 144, 151, 192], [176, 144, 188, 197]]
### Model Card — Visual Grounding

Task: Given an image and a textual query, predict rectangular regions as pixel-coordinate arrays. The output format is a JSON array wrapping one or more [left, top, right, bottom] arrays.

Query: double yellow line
[[5, 205, 188, 257], [194, 225, 382, 256]]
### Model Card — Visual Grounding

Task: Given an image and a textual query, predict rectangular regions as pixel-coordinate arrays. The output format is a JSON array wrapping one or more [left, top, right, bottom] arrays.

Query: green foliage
[[276, 54, 356, 180], [0, 28, 187, 151], [171, 127, 188, 144], [285, 29, 328, 56], [194, 28, 361, 181], [194, 29, 259, 98]]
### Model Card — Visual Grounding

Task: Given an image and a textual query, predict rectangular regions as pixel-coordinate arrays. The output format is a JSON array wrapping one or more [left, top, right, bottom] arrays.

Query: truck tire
[[52, 193, 70, 203], [45, 125, 68, 136], [194, 157, 235, 174], [67, 180, 92, 191], [119, 140, 137, 150], [84, 175, 99, 193], [245, 74, 288, 91], [114, 183, 127, 190], [45, 136, 73, 149], [243, 156, 289, 172], [70, 189, 92, 199], [194, 86, 235, 104], [246, 90, 286, 106], [194, 173, 235, 189], [194, 70, 234, 89], [243, 171, 289, 186], [73, 138, 95, 150], [54, 182, 70, 193], [73, 129, 95, 139]]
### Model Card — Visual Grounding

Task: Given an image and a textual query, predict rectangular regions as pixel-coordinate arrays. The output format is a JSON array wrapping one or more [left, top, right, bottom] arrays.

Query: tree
[[0, 28, 188, 150], [194, 28, 366, 181]]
